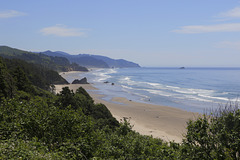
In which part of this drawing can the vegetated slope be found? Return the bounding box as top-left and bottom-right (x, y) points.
(89, 54), (141, 68)
(0, 46), (88, 72)
(42, 51), (109, 68)
(3, 58), (68, 90)
(68, 55), (110, 68)
(41, 51), (141, 68)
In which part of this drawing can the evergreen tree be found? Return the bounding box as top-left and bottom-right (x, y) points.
(12, 66), (33, 93)
(56, 87), (75, 108)
(76, 86), (93, 101)
(0, 58), (15, 99)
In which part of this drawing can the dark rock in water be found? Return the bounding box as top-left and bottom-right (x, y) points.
(179, 67), (185, 69)
(111, 83), (114, 85)
(104, 81), (109, 83)
(72, 77), (89, 84)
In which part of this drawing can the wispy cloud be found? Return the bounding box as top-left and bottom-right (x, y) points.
(0, 10), (26, 18)
(215, 41), (240, 50)
(219, 7), (240, 18)
(173, 23), (240, 34)
(174, 6), (240, 34)
(40, 25), (87, 37)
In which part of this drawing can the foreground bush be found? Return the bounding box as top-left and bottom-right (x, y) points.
(1, 92), (240, 159)
(181, 103), (240, 160)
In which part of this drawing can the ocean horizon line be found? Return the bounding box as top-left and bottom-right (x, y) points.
(140, 66), (240, 69)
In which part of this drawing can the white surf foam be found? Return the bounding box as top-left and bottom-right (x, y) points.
(94, 70), (237, 106)
(92, 69), (117, 82)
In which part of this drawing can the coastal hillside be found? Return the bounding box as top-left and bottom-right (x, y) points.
(2, 58), (68, 90)
(0, 55), (239, 159)
(41, 50), (140, 68)
(0, 46), (88, 72)
(42, 50), (109, 68)
(88, 54), (141, 68)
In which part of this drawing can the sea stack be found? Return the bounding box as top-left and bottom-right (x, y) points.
(72, 77), (89, 84)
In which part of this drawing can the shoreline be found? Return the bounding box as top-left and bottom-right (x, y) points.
(55, 72), (198, 143)
(92, 93), (197, 143)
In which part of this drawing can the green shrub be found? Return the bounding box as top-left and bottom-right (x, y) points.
(181, 103), (240, 160)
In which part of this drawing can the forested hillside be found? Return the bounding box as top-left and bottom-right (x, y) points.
(42, 50), (110, 68)
(0, 46), (88, 72)
(3, 58), (68, 90)
(0, 57), (239, 159)
(41, 50), (141, 68)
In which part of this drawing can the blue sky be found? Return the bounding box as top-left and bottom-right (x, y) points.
(1, 0), (240, 67)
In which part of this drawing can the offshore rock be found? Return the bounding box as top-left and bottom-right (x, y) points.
(72, 77), (89, 84)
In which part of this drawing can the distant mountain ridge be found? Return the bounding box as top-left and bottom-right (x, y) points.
(0, 46), (88, 72)
(42, 51), (109, 68)
(41, 51), (140, 68)
(88, 54), (140, 68)
(0, 46), (140, 70)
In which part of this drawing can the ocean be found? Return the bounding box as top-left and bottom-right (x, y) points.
(66, 67), (240, 113)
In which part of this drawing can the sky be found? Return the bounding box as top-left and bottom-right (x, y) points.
(1, 0), (240, 67)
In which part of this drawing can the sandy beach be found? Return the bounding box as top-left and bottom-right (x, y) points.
(55, 77), (197, 143)
(93, 94), (197, 143)
(56, 71), (198, 143)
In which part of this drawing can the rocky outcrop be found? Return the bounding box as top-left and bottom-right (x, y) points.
(72, 77), (89, 84)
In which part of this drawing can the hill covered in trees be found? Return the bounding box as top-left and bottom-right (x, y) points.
(41, 50), (141, 68)
(0, 46), (88, 72)
(0, 55), (239, 159)
(2, 58), (68, 90)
